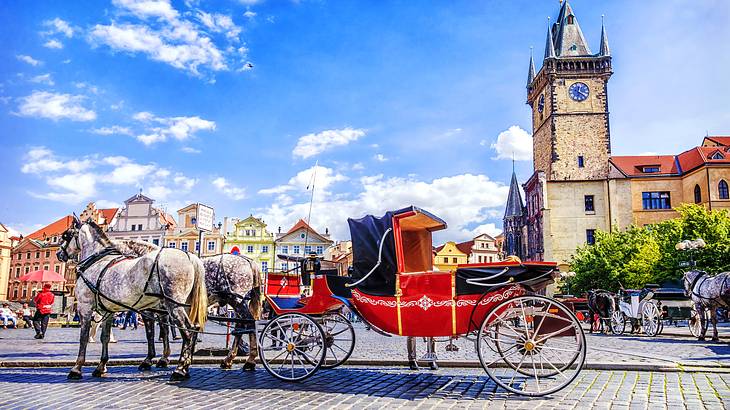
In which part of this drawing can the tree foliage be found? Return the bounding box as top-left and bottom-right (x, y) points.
(567, 205), (730, 295)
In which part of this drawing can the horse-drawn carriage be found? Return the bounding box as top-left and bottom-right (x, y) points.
(609, 285), (702, 337)
(255, 206), (586, 396)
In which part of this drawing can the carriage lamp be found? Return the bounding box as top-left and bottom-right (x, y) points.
(301, 253), (320, 287)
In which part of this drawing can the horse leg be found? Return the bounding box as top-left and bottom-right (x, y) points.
(156, 317), (171, 368)
(588, 311), (594, 334)
(710, 309), (720, 342)
(92, 318), (114, 377)
(68, 314), (93, 379)
(697, 305), (708, 341)
(138, 313), (156, 371)
(169, 306), (195, 381)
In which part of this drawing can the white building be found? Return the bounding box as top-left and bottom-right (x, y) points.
(106, 192), (176, 246)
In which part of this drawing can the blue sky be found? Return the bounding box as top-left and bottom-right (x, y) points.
(1, 0), (729, 242)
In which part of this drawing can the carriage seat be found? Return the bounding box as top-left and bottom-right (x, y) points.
(325, 275), (353, 299)
(455, 262), (557, 295)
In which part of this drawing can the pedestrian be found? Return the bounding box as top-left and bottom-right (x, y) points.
(406, 337), (438, 371)
(121, 311), (138, 330)
(18, 303), (33, 328)
(32, 283), (55, 339)
(0, 303), (18, 329)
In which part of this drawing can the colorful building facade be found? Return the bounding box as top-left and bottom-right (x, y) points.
(223, 215), (276, 274)
(107, 192), (175, 245)
(433, 241), (469, 271)
(274, 219), (333, 273)
(164, 203), (225, 257)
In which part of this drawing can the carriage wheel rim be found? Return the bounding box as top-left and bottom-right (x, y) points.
(477, 295), (586, 397)
(258, 313), (326, 381)
(319, 313), (356, 369)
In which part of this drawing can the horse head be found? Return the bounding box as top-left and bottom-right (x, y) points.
(57, 215), (82, 262)
(683, 270), (704, 297)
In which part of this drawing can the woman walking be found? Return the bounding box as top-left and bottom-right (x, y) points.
(33, 284), (55, 339)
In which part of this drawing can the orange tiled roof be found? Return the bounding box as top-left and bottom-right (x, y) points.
(286, 219), (315, 236)
(703, 136), (730, 147)
(99, 208), (118, 223)
(610, 155), (679, 177)
(27, 215), (74, 240)
(677, 146), (730, 172)
(455, 240), (475, 257)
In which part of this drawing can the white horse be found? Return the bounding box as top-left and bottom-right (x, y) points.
(57, 217), (207, 380)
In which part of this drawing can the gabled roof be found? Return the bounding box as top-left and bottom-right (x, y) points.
(504, 171), (525, 218)
(124, 192), (154, 204)
(27, 215), (74, 240)
(99, 208), (118, 223)
(158, 211), (176, 228)
(551, 1), (592, 57)
(703, 136), (730, 147)
(610, 155), (679, 177)
(235, 215), (266, 227)
(279, 219), (331, 244)
(473, 232), (496, 242)
(435, 240), (475, 257)
(677, 146), (730, 172)
(0, 223), (7, 233)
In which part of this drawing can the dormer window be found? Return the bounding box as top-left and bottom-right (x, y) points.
(641, 166), (660, 173)
(709, 151), (725, 160)
(567, 15), (575, 24)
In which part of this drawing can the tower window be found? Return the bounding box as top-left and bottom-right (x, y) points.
(567, 15), (575, 25)
(586, 229), (596, 245)
(694, 185), (702, 204)
(577, 156), (585, 168)
(584, 195), (595, 212)
(719, 180), (729, 199)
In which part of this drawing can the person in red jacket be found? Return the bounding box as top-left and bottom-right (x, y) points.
(33, 284), (55, 339)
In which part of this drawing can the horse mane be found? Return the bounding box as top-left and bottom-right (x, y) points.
(112, 239), (160, 257)
(86, 220), (114, 247)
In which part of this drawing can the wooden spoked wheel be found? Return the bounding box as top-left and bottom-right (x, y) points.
(689, 307), (704, 338)
(477, 295), (586, 397)
(319, 313), (355, 369)
(610, 310), (626, 335)
(258, 313), (326, 382)
(641, 302), (661, 337)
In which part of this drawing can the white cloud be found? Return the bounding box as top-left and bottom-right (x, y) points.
(43, 18), (75, 37)
(243, 11), (256, 19)
(132, 111), (216, 145)
(174, 173), (197, 190)
(21, 147), (95, 174)
(181, 146), (201, 154)
(256, 169), (509, 242)
(30, 74), (55, 86)
(213, 177), (246, 200)
(197, 11), (241, 40)
(95, 199), (121, 209)
(43, 39), (64, 49)
(147, 185), (172, 200)
(470, 223), (501, 238)
(91, 125), (133, 136)
(374, 153), (388, 162)
(259, 165), (348, 198)
(489, 125), (532, 161)
(17, 91), (96, 122)
(107, 163), (155, 184)
(352, 162), (365, 171)
(112, 0), (179, 21)
(16, 55), (42, 66)
(73, 82), (100, 94)
(34, 173), (98, 204)
(110, 100), (124, 110)
(293, 127), (366, 159)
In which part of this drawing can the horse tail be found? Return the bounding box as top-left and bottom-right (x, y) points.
(248, 261), (262, 321)
(188, 256), (209, 329)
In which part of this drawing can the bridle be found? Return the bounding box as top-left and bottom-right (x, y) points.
(58, 229), (80, 263)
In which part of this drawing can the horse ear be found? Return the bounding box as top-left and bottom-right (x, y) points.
(72, 213), (81, 228)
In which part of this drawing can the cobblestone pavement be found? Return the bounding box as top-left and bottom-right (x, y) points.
(0, 322), (728, 368)
(0, 365), (728, 409)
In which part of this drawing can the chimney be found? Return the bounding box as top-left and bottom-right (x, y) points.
(223, 216), (229, 235)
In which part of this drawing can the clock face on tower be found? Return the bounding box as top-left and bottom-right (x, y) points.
(537, 95), (545, 113)
(569, 82), (589, 101)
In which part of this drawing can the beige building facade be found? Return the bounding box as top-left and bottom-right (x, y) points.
(164, 203), (225, 257)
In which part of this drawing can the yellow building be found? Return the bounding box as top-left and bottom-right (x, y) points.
(223, 215), (276, 274)
(0, 224), (16, 300)
(164, 203), (225, 257)
(433, 241), (468, 272)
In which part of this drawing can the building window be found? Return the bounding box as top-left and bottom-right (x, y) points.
(719, 180), (729, 200)
(13, 288), (18, 299)
(281, 262), (288, 271)
(577, 156), (585, 168)
(131, 225), (136, 231)
(54, 265), (60, 273)
(169, 242), (176, 249)
(25, 267), (30, 274)
(584, 195), (595, 212)
(694, 185), (702, 204)
(181, 242), (189, 252)
(43, 265), (49, 271)
(195, 241), (200, 252)
(641, 192), (671, 210)
(207, 241), (216, 252)
(293, 245), (300, 255)
(710, 151), (725, 160)
(304, 245), (312, 255)
(247, 245), (255, 253)
(261, 261), (268, 273)
(641, 166), (660, 173)
(17, 253), (21, 260)
(443, 257), (448, 263)
(45, 251), (50, 258)
(316, 245), (324, 255)
(262, 245), (269, 253)
(300, 233), (306, 239)
(452, 257), (457, 263)
(15, 268), (20, 277)
(138, 224), (143, 231)
(586, 229), (596, 245)
(26, 252), (30, 259)
(35, 252), (40, 259)
(152, 239), (159, 246)
(22, 288), (27, 299)
(281, 245), (288, 254)
(567, 15), (575, 24)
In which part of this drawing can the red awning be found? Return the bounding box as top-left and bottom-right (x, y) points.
(18, 269), (66, 283)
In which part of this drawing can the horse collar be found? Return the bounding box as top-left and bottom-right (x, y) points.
(689, 271), (707, 293)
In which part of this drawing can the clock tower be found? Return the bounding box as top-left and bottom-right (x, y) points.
(527, 1), (612, 181)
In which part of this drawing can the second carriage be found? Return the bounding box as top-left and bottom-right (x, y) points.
(256, 206), (587, 396)
(610, 285), (703, 337)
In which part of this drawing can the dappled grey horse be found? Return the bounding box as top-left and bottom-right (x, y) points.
(113, 241), (262, 371)
(57, 217), (207, 381)
(684, 269), (730, 342)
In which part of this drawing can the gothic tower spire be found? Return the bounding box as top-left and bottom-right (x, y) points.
(544, 18), (556, 60)
(527, 47), (536, 88)
(599, 15), (610, 57)
(503, 170), (525, 259)
(552, 0), (591, 57)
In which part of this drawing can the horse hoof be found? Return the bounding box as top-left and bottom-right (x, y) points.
(155, 360), (169, 369)
(91, 369), (106, 378)
(242, 362), (256, 371)
(220, 361), (233, 370)
(67, 370), (82, 380)
(138, 363), (152, 371)
(169, 371), (187, 381)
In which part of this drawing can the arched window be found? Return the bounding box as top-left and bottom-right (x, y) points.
(694, 185), (702, 204)
(567, 15), (575, 24)
(720, 180), (729, 200)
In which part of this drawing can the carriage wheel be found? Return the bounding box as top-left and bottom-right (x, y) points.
(476, 295), (586, 397)
(319, 313), (355, 369)
(610, 311), (626, 335)
(258, 313), (326, 382)
(689, 307), (703, 338)
(641, 302), (661, 337)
